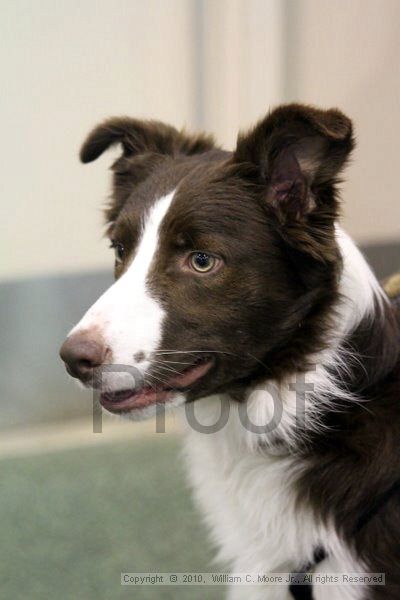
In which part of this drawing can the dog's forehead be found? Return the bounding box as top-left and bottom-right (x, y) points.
(115, 153), (233, 234)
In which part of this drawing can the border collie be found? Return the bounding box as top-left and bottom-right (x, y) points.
(60, 104), (400, 599)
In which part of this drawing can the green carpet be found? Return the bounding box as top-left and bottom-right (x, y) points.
(0, 436), (224, 599)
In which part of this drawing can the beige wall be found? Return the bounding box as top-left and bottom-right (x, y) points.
(288, 0), (400, 244)
(1, 0), (197, 280)
(2, 0), (399, 281)
(200, 0), (284, 148)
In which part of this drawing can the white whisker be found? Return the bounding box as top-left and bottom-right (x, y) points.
(144, 372), (166, 386)
(152, 358), (193, 365)
(151, 362), (182, 376)
(154, 349), (238, 356)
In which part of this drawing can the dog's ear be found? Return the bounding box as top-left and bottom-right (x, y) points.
(80, 117), (214, 163)
(234, 104), (354, 224)
(80, 118), (215, 229)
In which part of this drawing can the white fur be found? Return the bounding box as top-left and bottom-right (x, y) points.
(182, 227), (381, 599)
(69, 191), (175, 396)
(313, 533), (367, 600)
(335, 225), (386, 334)
(183, 398), (365, 599)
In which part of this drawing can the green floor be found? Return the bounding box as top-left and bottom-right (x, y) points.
(0, 436), (224, 599)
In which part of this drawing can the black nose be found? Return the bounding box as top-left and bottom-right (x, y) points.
(59, 332), (105, 381)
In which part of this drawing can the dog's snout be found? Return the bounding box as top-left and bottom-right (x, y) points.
(59, 331), (106, 380)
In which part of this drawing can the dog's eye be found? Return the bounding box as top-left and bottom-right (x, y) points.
(189, 252), (216, 273)
(110, 241), (125, 262)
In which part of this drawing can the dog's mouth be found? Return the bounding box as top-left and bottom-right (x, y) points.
(99, 356), (214, 413)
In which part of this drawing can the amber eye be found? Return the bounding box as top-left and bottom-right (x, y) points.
(110, 241), (125, 262)
(189, 252), (216, 273)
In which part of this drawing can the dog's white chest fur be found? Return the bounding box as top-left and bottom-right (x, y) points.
(183, 396), (319, 568)
(182, 396), (364, 600)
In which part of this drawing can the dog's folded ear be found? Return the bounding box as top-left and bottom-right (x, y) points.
(80, 117), (215, 163)
(233, 104), (354, 224)
(80, 118), (216, 229)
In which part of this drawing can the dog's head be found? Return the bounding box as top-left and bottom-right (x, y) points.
(60, 104), (354, 417)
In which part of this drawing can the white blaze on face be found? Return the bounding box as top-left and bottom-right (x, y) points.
(69, 191), (175, 390)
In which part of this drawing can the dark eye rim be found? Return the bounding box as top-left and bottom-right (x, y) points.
(187, 251), (222, 274)
(109, 240), (125, 262)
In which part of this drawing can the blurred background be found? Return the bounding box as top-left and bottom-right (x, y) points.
(1, 1), (399, 598)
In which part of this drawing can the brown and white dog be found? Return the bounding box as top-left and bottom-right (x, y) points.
(60, 105), (400, 599)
